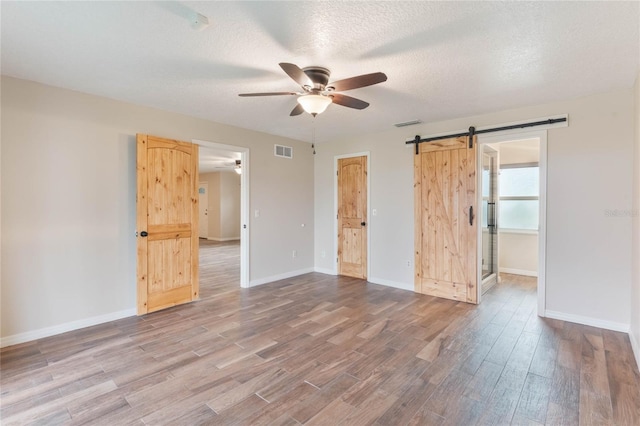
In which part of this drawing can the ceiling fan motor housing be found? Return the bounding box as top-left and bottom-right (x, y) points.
(302, 67), (331, 90)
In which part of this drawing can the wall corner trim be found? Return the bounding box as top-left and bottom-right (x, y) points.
(545, 310), (630, 333)
(0, 308), (136, 348)
(249, 267), (314, 287)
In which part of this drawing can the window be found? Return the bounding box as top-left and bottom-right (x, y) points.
(499, 164), (539, 231)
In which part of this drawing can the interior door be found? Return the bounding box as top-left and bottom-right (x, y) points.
(198, 182), (209, 238)
(137, 134), (199, 315)
(337, 156), (367, 279)
(414, 136), (477, 303)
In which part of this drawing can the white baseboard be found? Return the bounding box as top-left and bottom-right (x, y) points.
(314, 267), (337, 275)
(500, 267), (538, 277)
(482, 277), (498, 294)
(249, 267), (315, 287)
(630, 329), (640, 371)
(545, 310), (629, 333)
(0, 308), (136, 348)
(206, 237), (240, 242)
(368, 277), (413, 292)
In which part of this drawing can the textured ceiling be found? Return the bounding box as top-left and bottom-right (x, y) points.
(2, 1), (638, 143)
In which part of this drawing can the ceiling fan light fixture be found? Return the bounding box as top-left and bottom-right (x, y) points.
(297, 94), (332, 116)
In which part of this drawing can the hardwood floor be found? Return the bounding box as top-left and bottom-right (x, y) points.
(1, 240), (639, 425)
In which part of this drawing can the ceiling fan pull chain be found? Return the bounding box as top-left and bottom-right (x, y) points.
(312, 120), (317, 155)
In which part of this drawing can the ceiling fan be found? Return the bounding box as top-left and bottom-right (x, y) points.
(239, 63), (387, 117)
(209, 159), (241, 172)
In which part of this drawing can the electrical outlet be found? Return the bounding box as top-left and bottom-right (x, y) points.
(406, 260), (411, 267)
(254, 209), (260, 218)
(292, 250), (297, 259)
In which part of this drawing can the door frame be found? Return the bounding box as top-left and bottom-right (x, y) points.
(193, 139), (250, 288)
(334, 152), (371, 279)
(476, 129), (548, 316)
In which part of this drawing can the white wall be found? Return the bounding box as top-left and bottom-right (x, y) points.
(1, 77), (314, 343)
(315, 88), (634, 329)
(631, 73), (640, 365)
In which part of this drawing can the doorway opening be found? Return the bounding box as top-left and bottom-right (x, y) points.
(477, 131), (546, 316)
(194, 141), (250, 288)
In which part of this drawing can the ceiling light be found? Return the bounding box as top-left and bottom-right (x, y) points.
(297, 95), (332, 117)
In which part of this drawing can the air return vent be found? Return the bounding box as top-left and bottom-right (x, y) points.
(394, 119), (422, 128)
(274, 144), (293, 159)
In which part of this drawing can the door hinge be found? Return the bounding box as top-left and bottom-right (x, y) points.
(337, 257), (339, 263)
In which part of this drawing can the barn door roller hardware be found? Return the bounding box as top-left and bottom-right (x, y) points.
(407, 117), (567, 154)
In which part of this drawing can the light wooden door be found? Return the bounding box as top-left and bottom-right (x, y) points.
(198, 182), (208, 238)
(337, 156), (367, 279)
(137, 134), (199, 315)
(414, 137), (477, 303)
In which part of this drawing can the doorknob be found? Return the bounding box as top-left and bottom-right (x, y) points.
(361, 222), (366, 226)
(140, 231), (148, 237)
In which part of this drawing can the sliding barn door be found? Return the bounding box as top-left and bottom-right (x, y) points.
(414, 136), (477, 303)
(137, 134), (199, 315)
(337, 156), (367, 279)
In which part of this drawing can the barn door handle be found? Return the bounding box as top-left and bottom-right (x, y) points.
(469, 206), (474, 226)
(361, 222), (366, 226)
(140, 231), (148, 237)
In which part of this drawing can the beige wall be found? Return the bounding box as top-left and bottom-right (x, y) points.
(315, 88), (634, 329)
(199, 171), (241, 240)
(220, 171), (241, 240)
(499, 233), (538, 276)
(631, 73), (640, 365)
(1, 76), (314, 342)
(497, 139), (540, 164)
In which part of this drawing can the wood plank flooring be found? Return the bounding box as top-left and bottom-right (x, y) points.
(1, 240), (639, 425)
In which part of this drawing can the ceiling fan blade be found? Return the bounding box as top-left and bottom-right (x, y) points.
(290, 104), (304, 116)
(279, 63), (314, 87)
(330, 93), (369, 110)
(328, 72), (387, 92)
(238, 92), (298, 97)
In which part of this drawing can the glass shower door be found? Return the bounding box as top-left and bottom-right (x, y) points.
(482, 147), (498, 281)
